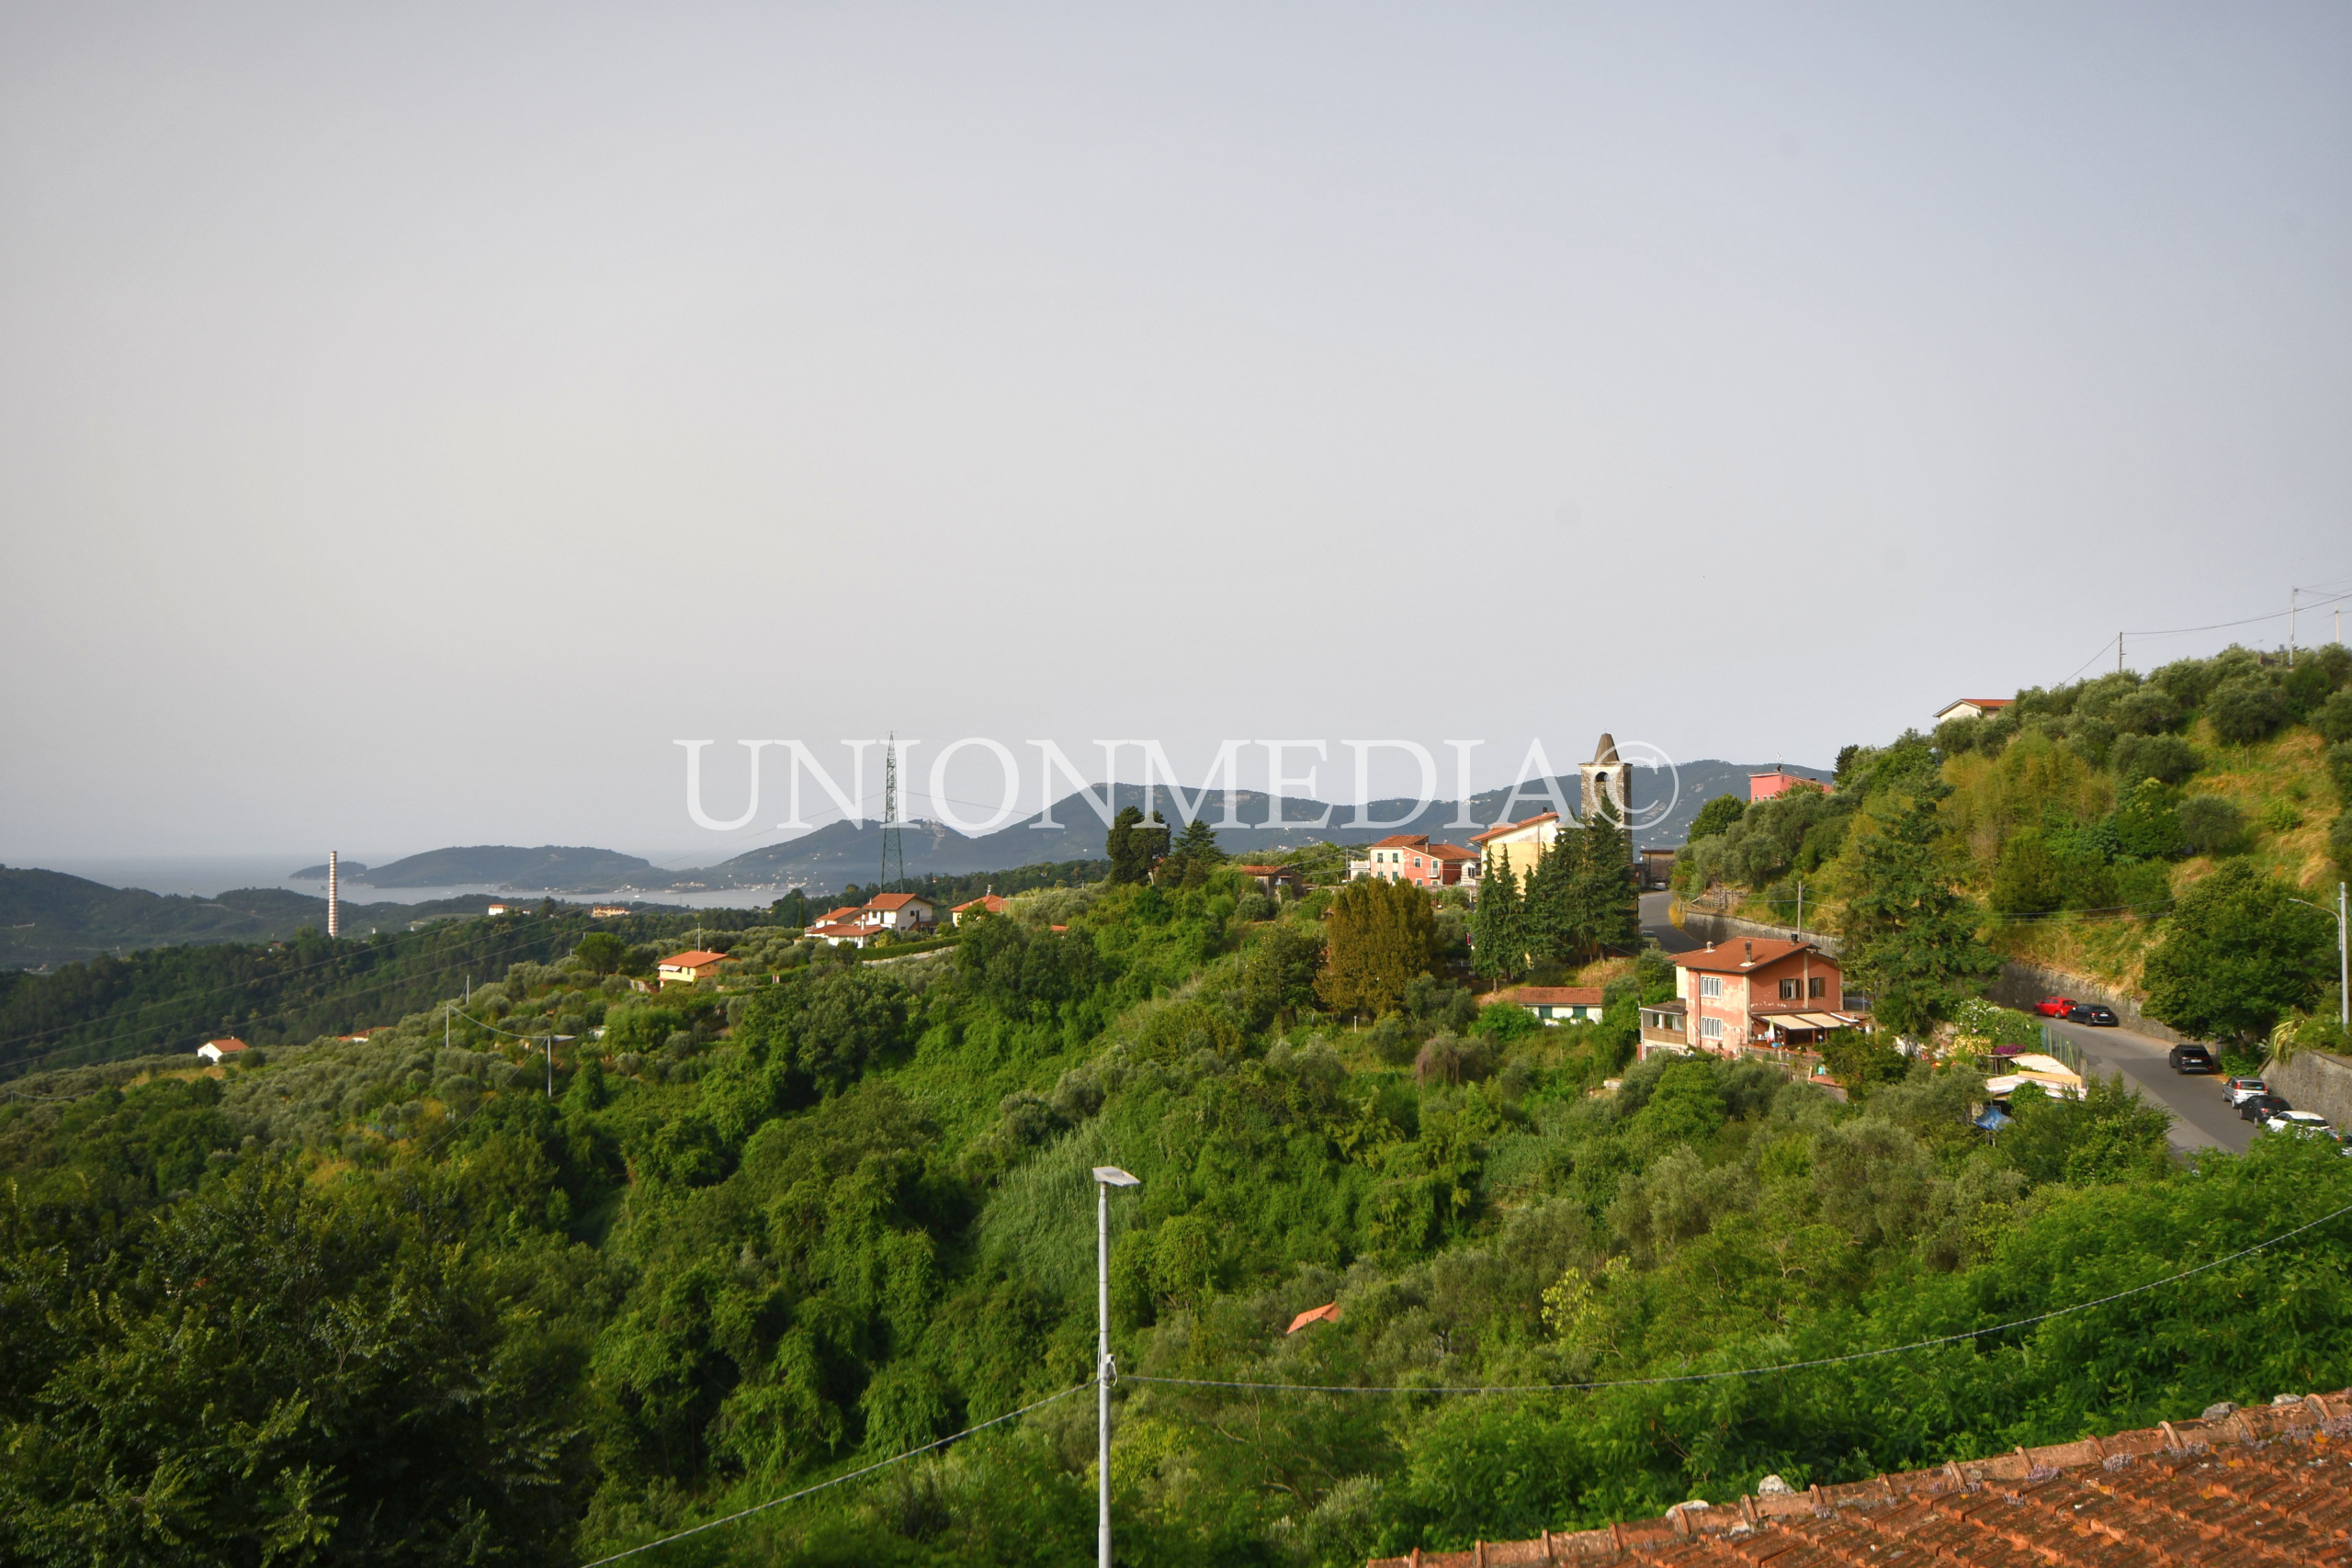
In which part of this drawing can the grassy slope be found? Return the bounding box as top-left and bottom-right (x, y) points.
(1984, 717), (2345, 991)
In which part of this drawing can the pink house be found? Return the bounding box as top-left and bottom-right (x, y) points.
(1748, 770), (1826, 803)
(1661, 938), (1853, 1056)
(1357, 835), (1480, 889)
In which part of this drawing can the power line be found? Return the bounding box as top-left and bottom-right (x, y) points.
(2054, 585), (2352, 686)
(1127, 1195), (2352, 1399)
(2125, 588), (2352, 639)
(576, 1381), (1094, 1566)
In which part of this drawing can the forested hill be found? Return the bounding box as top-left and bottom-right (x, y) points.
(0, 865), (503, 971)
(4, 862), (2347, 1564)
(0, 904), (730, 1079)
(297, 843), (665, 887)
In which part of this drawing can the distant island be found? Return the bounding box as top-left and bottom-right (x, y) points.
(290, 845), (662, 889)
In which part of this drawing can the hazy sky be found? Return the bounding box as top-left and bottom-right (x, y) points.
(4, 3), (2348, 868)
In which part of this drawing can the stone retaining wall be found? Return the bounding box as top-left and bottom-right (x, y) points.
(1983, 958), (2198, 1046)
(2265, 1049), (2352, 1126)
(1674, 908), (1840, 955)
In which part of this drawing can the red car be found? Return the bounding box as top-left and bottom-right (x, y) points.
(2032, 997), (2078, 1018)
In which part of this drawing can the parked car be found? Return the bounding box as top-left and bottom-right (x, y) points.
(2032, 997), (2078, 1018)
(2068, 1003), (2119, 1026)
(2224, 1077), (2268, 1106)
(2265, 1110), (2335, 1139)
(2239, 1093), (2291, 1123)
(2169, 1043), (2217, 1073)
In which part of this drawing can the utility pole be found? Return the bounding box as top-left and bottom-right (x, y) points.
(880, 732), (904, 891)
(1093, 1166), (1141, 1568)
(2118, 633), (2123, 674)
(2290, 590), (2298, 668)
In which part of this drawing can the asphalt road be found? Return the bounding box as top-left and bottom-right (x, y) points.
(2041, 1015), (2253, 1154)
(1634, 893), (2251, 1153)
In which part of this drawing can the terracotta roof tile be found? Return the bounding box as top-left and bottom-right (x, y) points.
(1364, 1390), (2352, 1567)
(1668, 940), (1823, 974)
(1470, 812), (1560, 845)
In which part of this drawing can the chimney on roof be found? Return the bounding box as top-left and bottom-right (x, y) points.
(1704, 940), (1714, 953)
(1743, 939), (1753, 966)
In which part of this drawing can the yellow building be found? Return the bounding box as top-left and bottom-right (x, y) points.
(1470, 811), (1561, 885)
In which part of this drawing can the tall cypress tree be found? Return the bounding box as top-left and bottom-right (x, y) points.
(1566, 792), (1640, 960)
(1472, 849), (1524, 986)
(1522, 823), (1581, 966)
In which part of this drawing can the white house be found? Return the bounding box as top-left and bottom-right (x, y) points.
(862, 892), (936, 932)
(1932, 697), (2015, 725)
(198, 1038), (250, 1064)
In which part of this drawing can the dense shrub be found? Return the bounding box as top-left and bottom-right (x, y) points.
(2177, 795), (2249, 856)
(2314, 690), (2352, 744)
(2108, 732), (2199, 787)
(2206, 674), (2289, 745)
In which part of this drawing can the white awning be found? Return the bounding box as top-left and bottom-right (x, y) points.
(1764, 1011), (1857, 1031)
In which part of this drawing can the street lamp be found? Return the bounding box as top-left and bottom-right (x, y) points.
(2285, 883), (2350, 1031)
(1092, 1165), (1140, 1568)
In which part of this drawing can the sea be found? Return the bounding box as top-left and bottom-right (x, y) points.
(32, 855), (786, 911)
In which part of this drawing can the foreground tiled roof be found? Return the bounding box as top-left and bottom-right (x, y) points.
(1368, 1390), (2352, 1566)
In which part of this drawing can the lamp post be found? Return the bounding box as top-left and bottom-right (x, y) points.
(1092, 1165), (1140, 1568)
(2285, 884), (2350, 1031)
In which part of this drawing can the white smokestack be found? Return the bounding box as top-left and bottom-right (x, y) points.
(327, 850), (341, 938)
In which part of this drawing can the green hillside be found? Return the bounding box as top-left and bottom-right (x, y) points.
(337, 843), (665, 888)
(1674, 643), (2352, 1043)
(4, 853), (2348, 1564)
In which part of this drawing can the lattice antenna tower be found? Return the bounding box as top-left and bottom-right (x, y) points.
(879, 732), (904, 890)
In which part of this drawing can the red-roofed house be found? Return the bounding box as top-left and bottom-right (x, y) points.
(862, 892), (936, 932)
(658, 950), (729, 986)
(1354, 835), (1482, 890)
(952, 894), (1008, 925)
(1663, 938), (1857, 1057)
(1469, 811), (1560, 885)
(1934, 696), (2016, 724)
(1498, 985), (1605, 1025)
(1236, 864), (1307, 897)
(198, 1038), (250, 1064)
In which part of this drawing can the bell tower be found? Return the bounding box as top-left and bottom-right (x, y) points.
(1577, 733), (1632, 826)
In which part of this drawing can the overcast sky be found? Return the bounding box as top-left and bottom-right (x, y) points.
(3, 3), (2348, 867)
